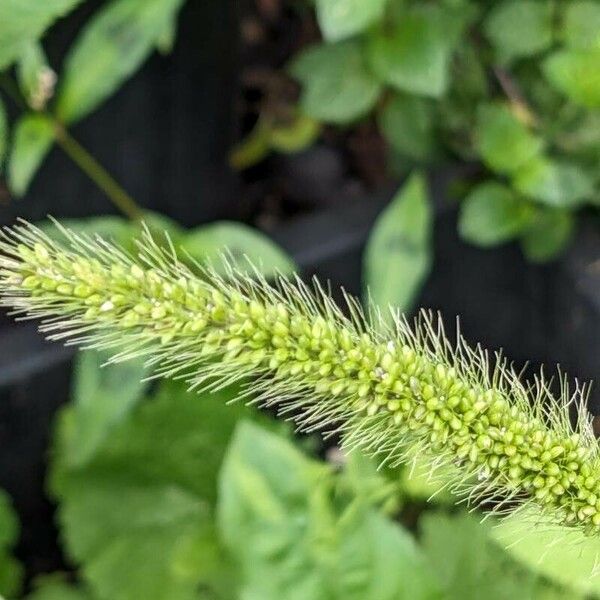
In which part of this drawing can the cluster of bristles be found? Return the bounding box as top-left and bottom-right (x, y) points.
(1, 222), (600, 535)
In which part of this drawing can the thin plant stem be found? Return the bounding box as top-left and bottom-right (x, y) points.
(0, 74), (143, 221)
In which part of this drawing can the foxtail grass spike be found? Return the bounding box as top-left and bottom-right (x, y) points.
(0, 220), (598, 535)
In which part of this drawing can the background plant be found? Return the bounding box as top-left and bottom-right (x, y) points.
(234, 0), (600, 313)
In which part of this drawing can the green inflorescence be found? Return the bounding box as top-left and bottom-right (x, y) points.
(1, 221), (599, 535)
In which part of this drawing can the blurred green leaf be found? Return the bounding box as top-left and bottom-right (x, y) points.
(290, 41), (382, 124)
(364, 173), (432, 316)
(218, 421), (440, 600)
(562, 1), (600, 50)
(7, 113), (54, 197)
(0, 489), (24, 598)
(181, 221), (296, 277)
(476, 103), (543, 174)
(459, 181), (534, 247)
(17, 42), (54, 110)
(63, 350), (149, 469)
(367, 5), (469, 97)
(37, 215), (133, 248)
(56, 0), (185, 124)
(513, 158), (594, 207)
(421, 512), (570, 600)
(520, 208), (574, 262)
(0, 98), (7, 172)
(493, 507), (600, 596)
(316, 0), (389, 42)
(26, 575), (96, 600)
(543, 48), (600, 107)
(0, 0), (82, 70)
(379, 94), (435, 161)
(338, 450), (402, 514)
(484, 0), (553, 63)
(51, 380), (251, 600)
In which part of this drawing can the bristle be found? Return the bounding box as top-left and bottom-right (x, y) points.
(1, 220), (599, 535)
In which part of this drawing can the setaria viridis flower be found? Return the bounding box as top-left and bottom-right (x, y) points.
(0, 220), (599, 536)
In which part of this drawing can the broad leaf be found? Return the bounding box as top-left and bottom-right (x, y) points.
(513, 158), (594, 207)
(562, 1), (600, 50)
(316, 0), (389, 42)
(484, 1), (553, 63)
(476, 103), (543, 174)
(218, 421), (440, 600)
(543, 48), (600, 107)
(379, 94), (435, 161)
(422, 512), (570, 599)
(290, 41), (382, 124)
(367, 5), (469, 97)
(63, 350), (149, 468)
(181, 221), (296, 277)
(363, 173), (432, 316)
(51, 381), (252, 600)
(493, 507), (600, 596)
(0, 0), (82, 70)
(7, 113), (54, 197)
(56, 0), (185, 124)
(459, 181), (534, 247)
(520, 208), (574, 262)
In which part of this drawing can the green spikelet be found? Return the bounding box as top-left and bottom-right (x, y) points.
(0, 220), (599, 534)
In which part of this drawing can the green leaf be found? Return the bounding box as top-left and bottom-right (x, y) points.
(289, 40), (382, 124)
(476, 103), (543, 174)
(26, 575), (96, 600)
(484, 0), (554, 62)
(316, 0), (389, 42)
(459, 181), (534, 247)
(367, 5), (469, 97)
(562, 1), (600, 50)
(543, 48), (600, 107)
(520, 208), (574, 262)
(51, 381), (249, 600)
(363, 173), (432, 316)
(17, 42), (55, 110)
(0, 0), (82, 70)
(0, 489), (24, 598)
(513, 158), (594, 207)
(0, 98), (7, 172)
(421, 512), (571, 600)
(56, 0), (185, 124)
(181, 221), (296, 277)
(7, 113), (54, 197)
(218, 421), (440, 600)
(493, 507), (600, 596)
(379, 94), (435, 161)
(37, 216), (133, 248)
(63, 350), (149, 468)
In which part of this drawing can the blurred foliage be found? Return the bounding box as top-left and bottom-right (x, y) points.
(364, 172), (432, 316)
(233, 0), (600, 308)
(0, 0), (185, 197)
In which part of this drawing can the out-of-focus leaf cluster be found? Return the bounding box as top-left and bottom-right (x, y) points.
(235, 0), (600, 265)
